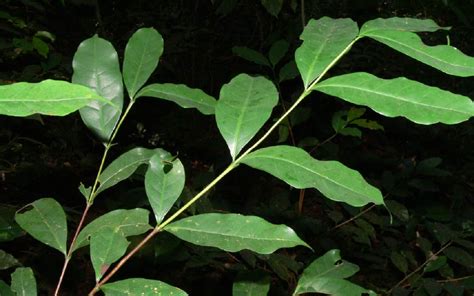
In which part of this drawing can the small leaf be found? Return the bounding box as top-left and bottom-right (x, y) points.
(123, 28), (164, 99)
(136, 83), (217, 115)
(339, 127), (361, 138)
(11, 267), (37, 296)
(241, 146), (384, 207)
(294, 249), (375, 296)
(331, 110), (348, 132)
(295, 17), (359, 89)
(0, 80), (110, 117)
(347, 107), (366, 121)
(216, 74), (278, 159)
(101, 278), (187, 296)
(15, 198), (67, 255)
(78, 183), (92, 200)
(424, 256), (447, 272)
(233, 271), (271, 296)
(390, 251), (408, 273)
(279, 60), (299, 82)
(315, 72), (474, 124)
(261, 0), (283, 17)
(350, 119), (384, 131)
(145, 152), (185, 224)
(73, 208), (151, 252)
(72, 35), (124, 142)
(360, 17), (450, 35)
(96, 147), (164, 195)
(0, 250), (20, 270)
(165, 213), (310, 254)
(232, 46), (270, 67)
(444, 246), (474, 268)
(268, 39), (289, 66)
(90, 229), (130, 281)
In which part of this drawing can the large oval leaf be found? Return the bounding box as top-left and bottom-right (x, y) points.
(123, 28), (164, 99)
(72, 35), (124, 142)
(295, 17), (359, 90)
(0, 80), (109, 117)
(136, 83), (217, 115)
(165, 213), (310, 254)
(315, 72), (474, 124)
(216, 74), (278, 160)
(360, 17), (449, 35)
(101, 278), (187, 296)
(73, 208), (151, 252)
(14, 198), (67, 255)
(11, 267), (37, 296)
(294, 249), (375, 296)
(145, 152), (185, 224)
(240, 146), (384, 207)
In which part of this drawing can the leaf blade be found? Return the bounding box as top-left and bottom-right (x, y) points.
(360, 17), (450, 35)
(11, 267), (37, 296)
(101, 278), (188, 296)
(232, 46), (270, 67)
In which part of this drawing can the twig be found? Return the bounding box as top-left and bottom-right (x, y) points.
(332, 204), (376, 230)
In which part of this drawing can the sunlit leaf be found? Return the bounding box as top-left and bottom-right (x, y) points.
(360, 17), (449, 35)
(232, 46), (270, 67)
(72, 35), (123, 142)
(14, 198), (67, 255)
(165, 213), (310, 254)
(101, 278), (187, 296)
(216, 74), (278, 160)
(11, 267), (36, 296)
(136, 83), (217, 115)
(0, 250), (20, 270)
(0, 80), (110, 117)
(295, 17), (359, 89)
(90, 229), (129, 281)
(315, 72), (474, 124)
(123, 28), (164, 99)
(241, 146), (384, 207)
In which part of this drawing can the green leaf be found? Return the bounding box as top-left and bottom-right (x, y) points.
(279, 60), (299, 82)
(14, 198), (67, 255)
(360, 17), (450, 35)
(233, 271), (271, 296)
(73, 208), (151, 252)
(11, 267), (36, 296)
(72, 35), (124, 142)
(315, 72), (474, 124)
(295, 17), (359, 89)
(424, 256), (447, 272)
(261, 0), (283, 17)
(339, 127), (362, 138)
(0, 250), (20, 270)
(90, 229), (130, 281)
(0, 80), (110, 117)
(350, 119), (384, 131)
(444, 246), (474, 268)
(101, 278), (187, 296)
(232, 46), (270, 67)
(0, 280), (14, 296)
(294, 249), (374, 296)
(123, 28), (164, 99)
(216, 74), (278, 159)
(268, 39), (289, 66)
(390, 251), (408, 273)
(346, 107), (366, 121)
(145, 152), (185, 224)
(165, 213), (310, 254)
(136, 83), (217, 115)
(241, 146), (384, 207)
(0, 207), (23, 242)
(96, 147), (163, 195)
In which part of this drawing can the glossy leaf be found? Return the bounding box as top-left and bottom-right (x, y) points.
(261, 0), (283, 17)
(232, 46), (270, 67)
(73, 208), (151, 252)
(90, 229), (129, 281)
(315, 72), (474, 124)
(14, 198), (67, 255)
(360, 17), (449, 35)
(0, 80), (109, 117)
(165, 213), (310, 254)
(145, 152), (185, 224)
(72, 35), (124, 142)
(294, 250), (374, 296)
(241, 146), (384, 207)
(360, 30), (474, 77)
(123, 28), (164, 99)
(0, 250), (20, 270)
(96, 147), (164, 195)
(11, 267), (37, 296)
(101, 278), (187, 296)
(136, 83), (217, 115)
(216, 74), (278, 159)
(268, 39), (289, 66)
(295, 17), (359, 89)
(233, 271), (271, 296)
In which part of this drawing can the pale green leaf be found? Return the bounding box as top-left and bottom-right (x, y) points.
(11, 267), (37, 296)
(96, 147), (165, 195)
(268, 39), (289, 66)
(14, 198), (67, 255)
(72, 35), (124, 142)
(294, 249), (374, 296)
(261, 0), (283, 17)
(295, 17), (359, 89)
(165, 213), (310, 254)
(90, 229), (130, 281)
(232, 46), (270, 67)
(123, 28), (164, 99)
(136, 83), (217, 115)
(315, 72), (474, 124)
(101, 278), (188, 296)
(216, 74), (278, 160)
(0, 80), (109, 117)
(0, 250), (20, 270)
(241, 146), (384, 207)
(0, 280), (14, 296)
(73, 208), (151, 252)
(233, 271), (270, 296)
(145, 152), (185, 224)
(360, 17), (449, 35)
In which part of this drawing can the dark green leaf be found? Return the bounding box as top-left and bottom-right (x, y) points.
(260, 0), (283, 17)
(0, 250), (20, 270)
(165, 213), (310, 254)
(232, 46), (270, 67)
(391, 251), (408, 273)
(15, 198), (67, 255)
(101, 278), (187, 296)
(350, 119), (384, 130)
(0, 207), (23, 242)
(279, 60), (299, 82)
(444, 246), (474, 268)
(424, 256), (447, 273)
(233, 271), (271, 296)
(423, 278), (443, 296)
(386, 200), (409, 222)
(268, 39), (289, 66)
(339, 127), (362, 138)
(11, 267), (36, 296)
(0, 280), (14, 296)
